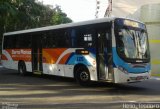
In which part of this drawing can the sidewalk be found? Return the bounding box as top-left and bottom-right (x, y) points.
(151, 76), (160, 80)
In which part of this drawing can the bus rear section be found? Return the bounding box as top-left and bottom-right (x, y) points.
(1, 34), (32, 74)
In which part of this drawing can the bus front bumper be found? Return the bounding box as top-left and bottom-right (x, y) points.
(114, 68), (151, 83)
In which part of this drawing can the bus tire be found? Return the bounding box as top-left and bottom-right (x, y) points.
(75, 66), (90, 86)
(18, 61), (27, 75)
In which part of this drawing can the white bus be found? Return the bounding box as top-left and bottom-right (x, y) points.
(1, 17), (151, 85)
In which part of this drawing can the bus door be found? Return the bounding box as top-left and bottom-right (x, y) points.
(31, 35), (43, 73)
(97, 29), (112, 80)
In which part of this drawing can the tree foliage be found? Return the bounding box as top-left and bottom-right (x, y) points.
(0, 0), (72, 48)
(51, 6), (72, 25)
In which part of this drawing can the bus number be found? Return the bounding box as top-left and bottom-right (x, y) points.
(77, 57), (84, 62)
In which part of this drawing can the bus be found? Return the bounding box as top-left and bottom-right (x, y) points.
(1, 17), (151, 85)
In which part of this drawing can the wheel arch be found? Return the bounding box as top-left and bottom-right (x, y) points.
(18, 60), (27, 75)
(18, 60), (25, 66)
(73, 63), (89, 78)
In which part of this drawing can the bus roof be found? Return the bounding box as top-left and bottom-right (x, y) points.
(3, 17), (143, 36)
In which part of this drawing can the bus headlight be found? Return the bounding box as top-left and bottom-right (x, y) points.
(118, 66), (128, 74)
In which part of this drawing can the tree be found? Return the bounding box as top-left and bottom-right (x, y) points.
(0, 0), (72, 32)
(0, 0), (18, 48)
(0, 0), (72, 49)
(0, 0), (17, 32)
(51, 6), (72, 25)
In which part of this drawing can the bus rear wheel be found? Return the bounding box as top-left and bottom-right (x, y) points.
(75, 67), (90, 86)
(18, 61), (27, 75)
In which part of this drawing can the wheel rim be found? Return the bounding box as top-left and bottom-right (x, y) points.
(80, 71), (89, 81)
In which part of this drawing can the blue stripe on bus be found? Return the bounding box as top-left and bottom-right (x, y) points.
(65, 48), (117, 68)
(112, 47), (150, 73)
(65, 53), (75, 64)
(66, 50), (96, 66)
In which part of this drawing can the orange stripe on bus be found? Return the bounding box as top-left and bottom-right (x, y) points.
(1, 54), (8, 60)
(59, 53), (71, 64)
(42, 51), (56, 63)
(43, 48), (67, 64)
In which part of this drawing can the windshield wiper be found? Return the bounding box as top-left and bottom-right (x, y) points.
(126, 29), (140, 58)
(126, 29), (136, 46)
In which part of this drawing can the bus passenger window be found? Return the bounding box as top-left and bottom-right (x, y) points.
(76, 26), (95, 47)
(3, 36), (10, 49)
(71, 29), (77, 47)
(14, 34), (31, 49)
(6, 35), (17, 48)
(42, 32), (56, 48)
(56, 29), (68, 47)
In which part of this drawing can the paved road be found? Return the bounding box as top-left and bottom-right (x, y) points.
(0, 67), (160, 109)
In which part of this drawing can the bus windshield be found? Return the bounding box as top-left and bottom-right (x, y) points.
(115, 19), (150, 63)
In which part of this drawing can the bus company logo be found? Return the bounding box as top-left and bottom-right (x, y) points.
(12, 50), (31, 55)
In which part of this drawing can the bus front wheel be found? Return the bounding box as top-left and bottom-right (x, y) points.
(18, 61), (27, 75)
(75, 67), (90, 86)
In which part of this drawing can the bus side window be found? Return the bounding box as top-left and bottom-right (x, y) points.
(76, 26), (95, 47)
(48, 31), (56, 48)
(9, 35), (17, 48)
(42, 33), (48, 48)
(3, 36), (8, 49)
(42, 31), (56, 48)
(16, 35), (20, 48)
(56, 29), (70, 48)
(23, 34), (31, 48)
(71, 29), (77, 47)
(16, 34), (31, 48)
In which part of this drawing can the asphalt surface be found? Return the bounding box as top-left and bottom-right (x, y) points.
(0, 67), (160, 109)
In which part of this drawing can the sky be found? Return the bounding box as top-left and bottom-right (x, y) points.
(38, 0), (108, 22)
